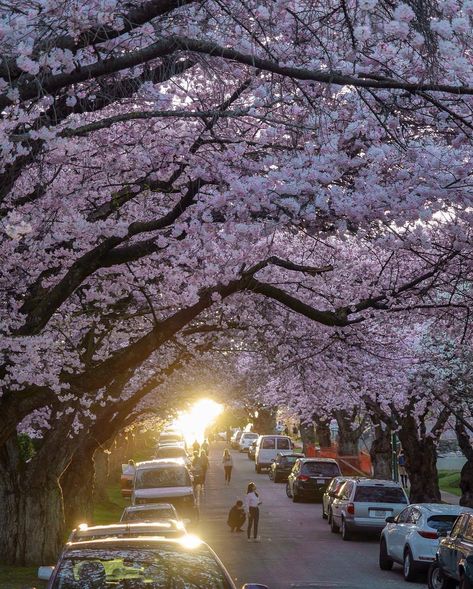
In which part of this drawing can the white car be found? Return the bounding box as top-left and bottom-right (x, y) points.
(238, 432), (259, 452)
(379, 503), (473, 581)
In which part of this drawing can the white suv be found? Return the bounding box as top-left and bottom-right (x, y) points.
(254, 435), (293, 473)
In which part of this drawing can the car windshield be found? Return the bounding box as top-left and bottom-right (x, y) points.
(156, 448), (186, 459)
(302, 462), (340, 476)
(124, 509), (176, 522)
(135, 468), (190, 489)
(427, 515), (459, 532)
(52, 546), (231, 589)
(354, 486), (408, 503)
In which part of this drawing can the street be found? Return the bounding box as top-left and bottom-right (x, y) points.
(197, 443), (415, 589)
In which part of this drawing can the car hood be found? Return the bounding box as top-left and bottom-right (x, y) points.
(134, 487), (193, 498)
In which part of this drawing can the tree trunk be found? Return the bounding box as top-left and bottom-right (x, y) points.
(94, 445), (111, 502)
(314, 417), (332, 448)
(370, 424), (392, 479)
(455, 419), (473, 507)
(398, 416), (441, 503)
(61, 445), (95, 530)
(336, 411), (361, 456)
(253, 408), (276, 434)
(0, 435), (66, 565)
(299, 420), (315, 454)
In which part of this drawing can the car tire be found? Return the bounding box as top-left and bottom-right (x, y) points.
(341, 517), (352, 541)
(330, 514), (340, 533)
(274, 474), (280, 483)
(403, 547), (419, 582)
(379, 538), (393, 571)
(292, 487), (300, 503)
(428, 562), (456, 589)
(322, 507), (328, 520)
(286, 482), (292, 498)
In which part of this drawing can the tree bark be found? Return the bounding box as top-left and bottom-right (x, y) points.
(398, 416), (441, 503)
(336, 410), (361, 455)
(314, 417), (332, 448)
(370, 424), (392, 479)
(455, 419), (473, 507)
(299, 420), (315, 454)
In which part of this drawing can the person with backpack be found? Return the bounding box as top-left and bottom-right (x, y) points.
(244, 482), (262, 542)
(222, 448), (233, 485)
(227, 500), (246, 532)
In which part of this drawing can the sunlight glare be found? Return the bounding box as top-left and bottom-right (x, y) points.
(173, 399), (223, 445)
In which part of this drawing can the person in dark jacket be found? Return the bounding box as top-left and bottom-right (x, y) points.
(227, 500), (246, 532)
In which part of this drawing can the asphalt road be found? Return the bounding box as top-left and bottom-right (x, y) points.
(196, 442), (425, 589)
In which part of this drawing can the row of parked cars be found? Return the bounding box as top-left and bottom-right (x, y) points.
(36, 428), (270, 589)
(240, 440), (473, 588)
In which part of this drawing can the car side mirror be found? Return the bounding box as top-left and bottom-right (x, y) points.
(38, 566), (54, 581)
(242, 585), (269, 589)
(385, 516), (396, 524)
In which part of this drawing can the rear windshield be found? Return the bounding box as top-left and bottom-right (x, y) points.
(159, 435), (182, 443)
(262, 437), (276, 449)
(280, 456), (299, 465)
(123, 508), (176, 522)
(301, 462), (340, 477)
(135, 468), (190, 489)
(156, 447), (186, 459)
(428, 515), (459, 532)
(354, 486), (408, 503)
(277, 438), (291, 450)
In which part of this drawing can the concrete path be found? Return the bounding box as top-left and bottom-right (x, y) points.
(195, 442), (415, 589)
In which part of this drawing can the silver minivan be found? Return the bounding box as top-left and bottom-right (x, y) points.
(330, 478), (409, 540)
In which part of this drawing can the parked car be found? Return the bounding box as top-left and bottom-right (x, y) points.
(39, 536), (267, 588)
(269, 453), (304, 483)
(331, 478), (409, 540)
(427, 511), (473, 589)
(231, 430), (243, 449)
(255, 435), (294, 473)
(322, 476), (352, 520)
(286, 458), (341, 502)
(248, 440), (257, 461)
(120, 502), (180, 523)
(379, 503), (473, 582)
(120, 462), (136, 497)
(132, 459), (199, 523)
(68, 521), (185, 543)
(239, 432), (260, 452)
(155, 444), (191, 465)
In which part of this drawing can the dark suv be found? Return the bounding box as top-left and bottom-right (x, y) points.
(428, 512), (473, 589)
(286, 458), (341, 502)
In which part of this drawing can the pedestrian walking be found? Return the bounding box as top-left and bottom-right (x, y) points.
(200, 450), (209, 484)
(222, 449), (233, 485)
(227, 500), (246, 532)
(192, 450), (203, 489)
(192, 439), (200, 453)
(202, 439), (210, 454)
(244, 482), (262, 542)
(398, 448), (408, 488)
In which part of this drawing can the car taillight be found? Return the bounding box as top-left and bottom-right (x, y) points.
(297, 475), (310, 481)
(418, 530), (438, 539)
(347, 503), (355, 515)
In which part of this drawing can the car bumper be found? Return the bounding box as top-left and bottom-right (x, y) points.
(345, 517), (386, 533)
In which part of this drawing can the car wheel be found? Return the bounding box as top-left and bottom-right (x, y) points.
(428, 562), (456, 589)
(379, 538), (393, 571)
(274, 474), (280, 483)
(341, 518), (352, 541)
(403, 547), (419, 582)
(292, 486), (300, 502)
(330, 514), (340, 533)
(322, 506), (328, 520)
(286, 482), (292, 498)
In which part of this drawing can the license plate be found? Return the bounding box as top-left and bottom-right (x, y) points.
(370, 510), (388, 518)
(316, 479), (325, 485)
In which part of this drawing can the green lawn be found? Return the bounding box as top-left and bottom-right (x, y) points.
(438, 470), (461, 496)
(0, 565), (47, 589)
(93, 480), (130, 525)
